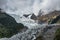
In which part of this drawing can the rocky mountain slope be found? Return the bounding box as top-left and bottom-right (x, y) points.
(31, 13), (37, 20)
(37, 10), (60, 24)
(31, 10), (60, 24)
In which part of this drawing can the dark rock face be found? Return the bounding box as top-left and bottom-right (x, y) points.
(50, 15), (60, 24)
(31, 13), (37, 20)
(0, 9), (26, 38)
(23, 14), (31, 17)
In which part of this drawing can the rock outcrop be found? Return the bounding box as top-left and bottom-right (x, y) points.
(31, 13), (37, 20)
(23, 14), (31, 17)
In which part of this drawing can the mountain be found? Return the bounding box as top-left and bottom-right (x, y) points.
(0, 9), (27, 38)
(23, 14), (31, 18)
(0, 12), (17, 27)
(32, 10), (60, 24)
(33, 10), (60, 40)
(31, 13), (37, 20)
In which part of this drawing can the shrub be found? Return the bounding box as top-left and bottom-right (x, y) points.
(54, 28), (60, 40)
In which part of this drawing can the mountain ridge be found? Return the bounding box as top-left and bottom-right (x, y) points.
(0, 9), (27, 38)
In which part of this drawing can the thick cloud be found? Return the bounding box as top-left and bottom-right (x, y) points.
(1, 0), (34, 15)
(41, 0), (60, 13)
(0, 0), (7, 8)
(0, 0), (60, 16)
(33, 0), (60, 15)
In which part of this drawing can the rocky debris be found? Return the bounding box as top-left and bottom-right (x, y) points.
(43, 25), (60, 40)
(36, 25), (60, 40)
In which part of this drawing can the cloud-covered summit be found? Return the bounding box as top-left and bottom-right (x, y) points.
(0, 0), (60, 16)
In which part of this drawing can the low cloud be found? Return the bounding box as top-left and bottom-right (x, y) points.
(0, 0), (60, 15)
(0, 0), (7, 8)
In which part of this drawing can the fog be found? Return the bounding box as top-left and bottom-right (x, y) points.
(0, 0), (60, 16)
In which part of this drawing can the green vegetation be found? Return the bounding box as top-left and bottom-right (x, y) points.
(0, 9), (25, 38)
(48, 15), (60, 24)
(35, 36), (43, 40)
(0, 25), (12, 38)
(54, 28), (60, 40)
(0, 23), (25, 38)
(56, 20), (60, 23)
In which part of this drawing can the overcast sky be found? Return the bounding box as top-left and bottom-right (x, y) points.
(0, 0), (60, 16)
(0, 0), (35, 15)
(0, 0), (7, 8)
(0, 0), (34, 9)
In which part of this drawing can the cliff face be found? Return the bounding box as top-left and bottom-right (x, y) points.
(31, 13), (37, 20)
(0, 9), (26, 38)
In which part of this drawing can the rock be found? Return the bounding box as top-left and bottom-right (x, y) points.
(31, 13), (37, 20)
(23, 14), (31, 17)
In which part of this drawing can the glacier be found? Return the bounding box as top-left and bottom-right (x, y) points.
(0, 0), (60, 40)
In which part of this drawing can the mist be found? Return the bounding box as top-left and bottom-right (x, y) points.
(0, 0), (7, 8)
(0, 0), (60, 16)
(0, 0), (60, 40)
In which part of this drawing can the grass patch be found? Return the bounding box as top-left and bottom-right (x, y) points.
(54, 28), (60, 40)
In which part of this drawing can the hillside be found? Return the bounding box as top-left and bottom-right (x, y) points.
(0, 9), (26, 38)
